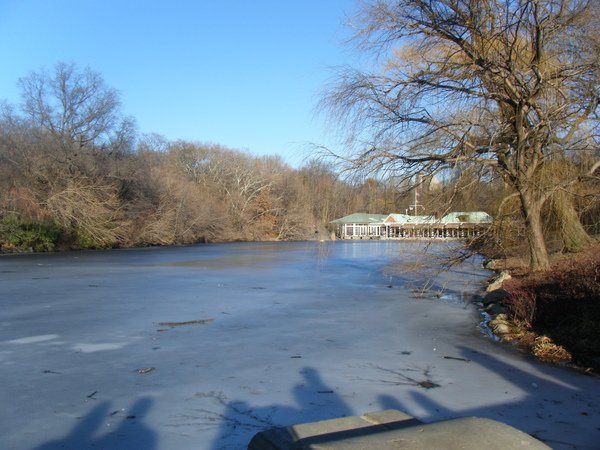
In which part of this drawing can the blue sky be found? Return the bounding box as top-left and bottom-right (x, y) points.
(0, 1), (359, 166)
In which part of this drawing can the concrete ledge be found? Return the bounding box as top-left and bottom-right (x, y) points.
(248, 410), (550, 449)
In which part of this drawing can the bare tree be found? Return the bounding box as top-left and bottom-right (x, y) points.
(18, 62), (134, 172)
(322, 0), (600, 270)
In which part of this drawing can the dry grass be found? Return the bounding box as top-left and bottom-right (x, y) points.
(532, 336), (572, 363)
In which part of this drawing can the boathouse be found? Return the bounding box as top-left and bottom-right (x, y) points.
(331, 211), (492, 240)
(329, 213), (388, 239)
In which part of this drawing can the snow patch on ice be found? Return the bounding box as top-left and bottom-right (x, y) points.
(7, 334), (59, 344)
(73, 342), (126, 353)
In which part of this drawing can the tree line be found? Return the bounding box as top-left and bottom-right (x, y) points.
(0, 62), (485, 251)
(0, 61), (504, 253)
(0, 65), (361, 250)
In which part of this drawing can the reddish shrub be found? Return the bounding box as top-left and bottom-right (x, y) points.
(501, 243), (600, 371)
(504, 288), (537, 327)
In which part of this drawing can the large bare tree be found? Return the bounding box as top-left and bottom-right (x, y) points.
(323, 0), (600, 270)
(18, 62), (134, 172)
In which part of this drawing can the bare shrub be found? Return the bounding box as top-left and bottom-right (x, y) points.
(504, 288), (537, 327)
(45, 179), (124, 248)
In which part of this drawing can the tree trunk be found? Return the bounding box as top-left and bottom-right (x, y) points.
(520, 190), (551, 271)
(549, 189), (594, 252)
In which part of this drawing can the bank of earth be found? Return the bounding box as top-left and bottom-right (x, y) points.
(482, 242), (600, 375)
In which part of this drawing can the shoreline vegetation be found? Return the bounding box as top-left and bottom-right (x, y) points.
(481, 242), (600, 375)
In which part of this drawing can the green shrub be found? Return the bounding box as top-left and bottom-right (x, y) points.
(0, 218), (64, 252)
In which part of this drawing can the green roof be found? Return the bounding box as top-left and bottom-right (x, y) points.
(440, 212), (493, 223)
(331, 211), (493, 225)
(385, 214), (437, 224)
(330, 213), (388, 224)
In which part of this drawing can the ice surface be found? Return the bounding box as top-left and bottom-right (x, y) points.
(0, 241), (598, 449)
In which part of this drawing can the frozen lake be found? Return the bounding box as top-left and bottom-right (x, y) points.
(1, 241), (598, 449)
